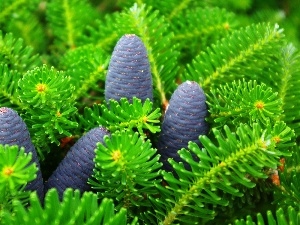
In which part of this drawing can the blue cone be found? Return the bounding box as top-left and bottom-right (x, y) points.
(105, 34), (153, 103)
(45, 127), (110, 198)
(157, 81), (209, 172)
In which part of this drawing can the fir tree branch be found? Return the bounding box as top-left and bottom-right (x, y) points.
(230, 206), (300, 225)
(17, 65), (78, 151)
(80, 97), (161, 137)
(167, 0), (191, 21)
(184, 23), (284, 90)
(208, 0), (252, 11)
(60, 44), (109, 101)
(272, 145), (300, 211)
(1, 189), (133, 225)
(46, 0), (98, 51)
(7, 12), (46, 53)
(172, 7), (238, 68)
(0, 0), (27, 22)
(254, 43), (300, 137)
(273, 44), (300, 137)
(91, 130), (161, 220)
(172, 7), (236, 42)
(80, 15), (120, 52)
(152, 122), (293, 224)
(0, 64), (23, 108)
(62, 0), (76, 48)
(0, 145), (37, 214)
(0, 31), (41, 72)
(207, 79), (282, 127)
(0, 1), (300, 224)
(17, 65), (74, 108)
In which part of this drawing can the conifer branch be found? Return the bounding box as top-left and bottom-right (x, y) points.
(82, 15), (120, 51)
(0, 145), (37, 213)
(0, 0), (27, 22)
(0, 2), (300, 224)
(7, 12), (46, 53)
(172, 7), (235, 42)
(46, 0), (97, 51)
(207, 79), (282, 127)
(92, 130), (161, 220)
(185, 23), (284, 89)
(167, 0), (191, 21)
(80, 97), (161, 137)
(17, 65), (78, 151)
(1, 189), (131, 225)
(272, 145), (300, 210)
(0, 31), (41, 72)
(274, 44), (300, 136)
(231, 206), (300, 225)
(0, 64), (23, 108)
(60, 44), (109, 100)
(62, 0), (76, 48)
(152, 122), (293, 224)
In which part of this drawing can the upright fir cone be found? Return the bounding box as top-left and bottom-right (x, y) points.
(157, 81), (209, 172)
(0, 107), (44, 200)
(45, 127), (110, 198)
(105, 34), (153, 103)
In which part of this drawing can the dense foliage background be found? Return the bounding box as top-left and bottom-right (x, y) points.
(1, 0), (300, 224)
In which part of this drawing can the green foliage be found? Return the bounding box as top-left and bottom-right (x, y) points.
(17, 65), (78, 153)
(80, 13), (120, 52)
(151, 122), (293, 224)
(117, 0), (252, 18)
(1, 0), (300, 224)
(265, 44), (300, 137)
(60, 44), (109, 101)
(91, 130), (161, 220)
(46, 0), (98, 53)
(273, 145), (300, 211)
(171, 7), (238, 63)
(231, 206), (300, 225)
(1, 188), (133, 225)
(184, 23), (284, 90)
(18, 65), (74, 108)
(0, 0), (46, 54)
(207, 79), (282, 127)
(0, 145), (37, 214)
(0, 31), (41, 72)
(80, 97), (161, 137)
(0, 63), (22, 108)
(0, 0), (39, 24)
